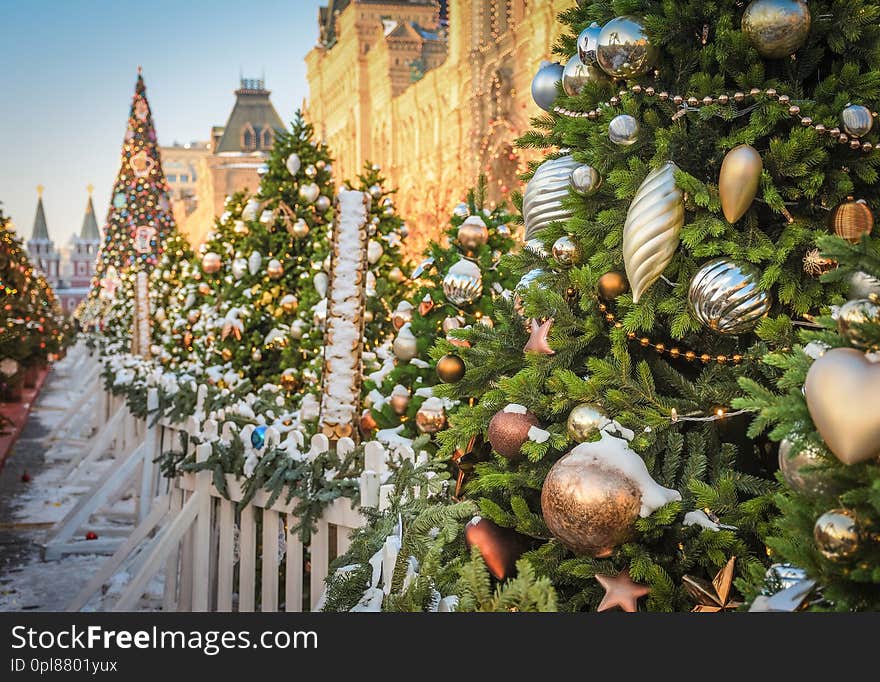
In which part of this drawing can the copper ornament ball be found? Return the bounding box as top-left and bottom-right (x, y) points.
(829, 199), (874, 243)
(457, 218), (490, 256)
(389, 393), (410, 415)
(436, 354), (466, 383)
(541, 449), (640, 557)
(464, 517), (529, 581)
(415, 405), (447, 434)
(487, 409), (540, 459)
(359, 410), (378, 439)
(597, 271), (629, 300)
(202, 252), (222, 274)
(267, 259), (284, 279)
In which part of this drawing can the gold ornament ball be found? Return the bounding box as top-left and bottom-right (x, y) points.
(221, 348), (233, 362)
(566, 404), (608, 442)
(291, 219), (310, 239)
(742, 0), (811, 59)
(597, 271), (629, 300)
(415, 404), (447, 434)
(364, 309), (374, 324)
(487, 408), (540, 459)
(813, 509), (860, 561)
(552, 235), (580, 266)
(830, 199), (874, 243)
(541, 448), (640, 557)
(390, 393), (410, 415)
(436, 354), (466, 383)
(202, 252), (222, 274)
(388, 266), (406, 283)
(267, 259), (284, 279)
(198, 283), (212, 296)
(778, 438), (837, 496)
(457, 218), (490, 256)
(596, 15), (657, 78)
(836, 298), (880, 349)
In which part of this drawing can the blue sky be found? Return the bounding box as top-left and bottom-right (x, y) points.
(0, 0), (323, 243)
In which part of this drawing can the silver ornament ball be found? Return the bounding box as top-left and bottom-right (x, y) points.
(742, 0), (811, 59)
(552, 235), (580, 266)
(577, 22), (602, 65)
(442, 258), (483, 306)
(841, 104), (873, 138)
(304, 164), (317, 178)
(596, 16), (657, 78)
(285, 153), (301, 175)
(778, 438), (836, 496)
(688, 258), (772, 334)
(836, 298), (880, 349)
(453, 202), (470, 218)
(609, 114), (640, 146)
(849, 270), (880, 298)
(562, 53), (606, 97)
(315, 195), (332, 213)
(531, 61), (564, 112)
(570, 164), (602, 195)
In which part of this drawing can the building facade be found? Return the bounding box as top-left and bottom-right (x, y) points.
(173, 79), (285, 246)
(305, 0), (574, 256)
(26, 187), (101, 313)
(159, 140), (212, 226)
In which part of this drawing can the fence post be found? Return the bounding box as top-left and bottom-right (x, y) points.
(139, 389), (159, 523)
(191, 443), (212, 612)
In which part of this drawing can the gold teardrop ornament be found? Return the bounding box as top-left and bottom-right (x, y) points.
(719, 144), (762, 224)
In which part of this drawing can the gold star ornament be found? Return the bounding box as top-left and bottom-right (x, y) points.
(682, 556), (742, 612)
(595, 569), (651, 612)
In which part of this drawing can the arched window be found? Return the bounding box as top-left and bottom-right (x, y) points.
(241, 123), (256, 151)
(260, 127), (274, 149)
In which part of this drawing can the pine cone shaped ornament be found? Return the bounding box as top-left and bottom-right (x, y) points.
(622, 162), (684, 302)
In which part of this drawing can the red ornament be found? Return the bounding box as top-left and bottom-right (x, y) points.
(85, 531), (98, 541)
(21, 471), (31, 483)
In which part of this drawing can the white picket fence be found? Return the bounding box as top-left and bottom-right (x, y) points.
(45, 362), (369, 612)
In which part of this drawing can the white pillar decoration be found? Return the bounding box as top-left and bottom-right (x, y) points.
(132, 270), (151, 358)
(319, 189), (371, 441)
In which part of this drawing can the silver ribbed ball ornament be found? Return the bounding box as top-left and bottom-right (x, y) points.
(577, 22), (602, 64)
(688, 258), (772, 334)
(562, 53), (606, 96)
(552, 236), (580, 266)
(304, 164), (317, 178)
(609, 114), (640, 146)
(442, 257), (483, 306)
(453, 202), (470, 218)
(570, 164), (601, 196)
(596, 16), (657, 78)
(315, 195), (331, 213)
(841, 104), (873, 138)
(849, 271), (880, 298)
(524, 238), (548, 259)
(522, 154), (580, 240)
(531, 61), (564, 112)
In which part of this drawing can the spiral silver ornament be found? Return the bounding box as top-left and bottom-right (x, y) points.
(522, 154), (580, 241)
(442, 257), (483, 306)
(688, 258), (772, 334)
(622, 162), (684, 302)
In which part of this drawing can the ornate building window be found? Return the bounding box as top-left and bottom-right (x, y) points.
(241, 123), (256, 151)
(260, 126), (274, 149)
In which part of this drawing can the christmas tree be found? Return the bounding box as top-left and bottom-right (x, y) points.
(362, 179), (518, 451)
(367, 1), (876, 612)
(81, 68), (178, 351)
(737, 234), (880, 611)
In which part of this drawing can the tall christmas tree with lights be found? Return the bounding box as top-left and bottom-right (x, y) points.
(83, 68), (178, 354)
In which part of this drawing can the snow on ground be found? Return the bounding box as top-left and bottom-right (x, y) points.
(0, 344), (161, 612)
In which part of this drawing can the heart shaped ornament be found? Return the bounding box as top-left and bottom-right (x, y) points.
(804, 347), (880, 465)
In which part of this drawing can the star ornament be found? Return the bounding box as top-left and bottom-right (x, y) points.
(523, 317), (555, 355)
(682, 556), (742, 612)
(595, 569), (651, 612)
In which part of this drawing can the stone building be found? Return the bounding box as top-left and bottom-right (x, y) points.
(159, 140), (212, 226)
(305, 0), (574, 256)
(26, 186), (61, 288)
(173, 78), (285, 246)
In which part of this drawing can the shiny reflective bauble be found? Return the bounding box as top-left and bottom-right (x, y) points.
(290, 219), (310, 239)
(304, 164), (317, 178)
(688, 258), (772, 334)
(436, 354), (466, 383)
(609, 114), (639, 146)
(541, 448), (640, 557)
(266, 259), (284, 279)
(566, 404), (608, 442)
(280, 294), (298, 313)
(849, 270), (880, 298)
(742, 0), (811, 59)
(837, 298), (880, 349)
(369, 184), (383, 199)
(285, 153), (301, 175)
(551, 235), (580, 266)
(251, 425), (268, 450)
(442, 258), (483, 306)
(457, 216), (490, 256)
(531, 61), (564, 112)
(829, 200), (874, 243)
(453, 202), (470, 218)
(841, 104), (873, 138)
(315, 195), (331, 213)
(202, 252), (222, 274)
(523, 238), (548, 259)
(523, 154), (580, 240)
(562, 53), (607, 96)
(298, 182), (320, 204)
(813, 509), (860, 561)
(765, 563), (809, 592)
(464, 517), (529, 581)
(597, 271), (629, 300)
(570, 164), (602, 196)
(415, 404), (446, 434)
(577, 21), (602, 64)
(778, 438), (834, 495)
(389, 392), (410, 416)
(596, 16), (657, 78)
(719, 144), (763, 223)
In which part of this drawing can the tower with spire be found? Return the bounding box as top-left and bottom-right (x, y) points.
(69, 184), (101, 288)
(26, 185), (61, 288)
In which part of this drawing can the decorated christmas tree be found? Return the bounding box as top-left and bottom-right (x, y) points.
(81, 68), (179, 353)
(337, 1), (879, 612)
(737, 234), (880, 611)
(362, 179), (518, 451)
